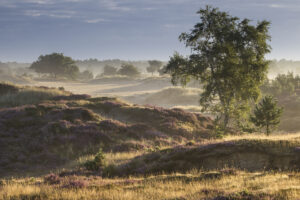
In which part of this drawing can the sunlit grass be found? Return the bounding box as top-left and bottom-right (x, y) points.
(222, 132), (300, 141)
(1, 170), (300, 200)
(0, 86), (70, 107)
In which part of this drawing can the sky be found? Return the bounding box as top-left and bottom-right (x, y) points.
(0, 0), (300, 62)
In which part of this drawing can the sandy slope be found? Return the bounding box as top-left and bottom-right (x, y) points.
(28, 79), (202, 110)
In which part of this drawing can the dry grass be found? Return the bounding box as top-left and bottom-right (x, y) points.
(0, 86), (70, 107)
(222, 132), (300, 141)
(1, 170), (300, 200)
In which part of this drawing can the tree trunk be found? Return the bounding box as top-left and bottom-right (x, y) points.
(223, 110), (229, 130)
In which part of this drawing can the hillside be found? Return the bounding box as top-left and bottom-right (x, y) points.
(0, 83), (213, 177)
(1, 83), (300, 200)
(2, 135), (300, 200)
(114, 137), (300, 176)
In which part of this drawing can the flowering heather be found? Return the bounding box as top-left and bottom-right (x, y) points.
(52, 94), (91, 101)
(44, 173), (61, 185)
(0, 89), (215, 177)
(99, 119), (127, 131)
(62, 179), (88, 189)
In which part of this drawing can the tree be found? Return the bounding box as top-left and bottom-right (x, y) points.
(118, 64), (140, 77)
(102, 65), (118, 76)
(78, 70), (94, 80)
(251, 95), (283, 135)
(30, 53), (79, 79)
(147, 60), (163, 75)
(165, 6), (271, 130)
(262, 72), (300, 97)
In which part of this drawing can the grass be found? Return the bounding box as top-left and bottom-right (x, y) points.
(0, 85), (70, 107)
(1, 82), (300, 199)
(1, 170), (300, 199)
(103, 133), (300, 176)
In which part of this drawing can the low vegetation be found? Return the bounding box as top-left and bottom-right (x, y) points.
(1, 167), (300, 199)
(0, 81), (300, 200)
(1, 5), (300, 200)
(0, 82), (71, 107)
(0, 83), (213, 177)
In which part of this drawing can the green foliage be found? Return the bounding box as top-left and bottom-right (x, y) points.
(84, 148), (105, 171)
(102, 65), (118, 76)
(30, 53), (79, 79)
(251, 95), (283, 135)
(158, 65), (168, 76)
(78, 70), (94, 80)
(147, 60), (163, 75)
(118, 64), (140, 77)
(262, 72), (300, 97)
(165, 6), (271, 130)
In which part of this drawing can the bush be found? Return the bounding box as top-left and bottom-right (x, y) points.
(102, 164), (118, 177)
(84, 148), (105, 171)
(101, 65), (118, 76)
(62, 180), (87, 188)
(78, 70), (94, 80)
(44, 173), (61, 184)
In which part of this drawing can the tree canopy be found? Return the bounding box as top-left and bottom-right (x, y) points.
(30, 53), (79, 79)
(262, 72), (300, 97)
(147, 60), (163, 75)
(165, 6), (271, 129)
(118, 64), (140, 77)
(102, 65), (118, 76)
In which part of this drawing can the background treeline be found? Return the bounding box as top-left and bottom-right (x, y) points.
(75, 59), (160, 74)
(1, 58), (300, 84)
(2, 59), (300, 76)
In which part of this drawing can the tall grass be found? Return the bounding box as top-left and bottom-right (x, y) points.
(0, 87), (70, 107)
(1, 170), (300, 199)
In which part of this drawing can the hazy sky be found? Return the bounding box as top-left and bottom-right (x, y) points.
(1, 0), (300, 62)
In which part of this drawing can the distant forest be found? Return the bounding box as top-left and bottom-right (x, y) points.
(1, 59), (300, 77)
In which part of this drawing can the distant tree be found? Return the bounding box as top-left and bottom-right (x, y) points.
(118, 64), (140, 77)
(251, 95), (283, 135)
(102, 65), (118, 76)
(30, 53), (79, 79)
(262, 72), (300, 97)
(147, 60), (163, 75)
(78, 70), (94, 80)
(165, 6), (271, 130)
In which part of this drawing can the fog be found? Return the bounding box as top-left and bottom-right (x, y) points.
(1, 58), (300, 108)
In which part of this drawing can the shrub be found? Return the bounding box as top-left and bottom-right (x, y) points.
(44, 173), (61, 184)
(78, 70), (94, 80)
(101, 65), (118, 76)
(84, 148), (105, 171)
(102, 164), (118, 177)
(62, 179), (88, 188)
